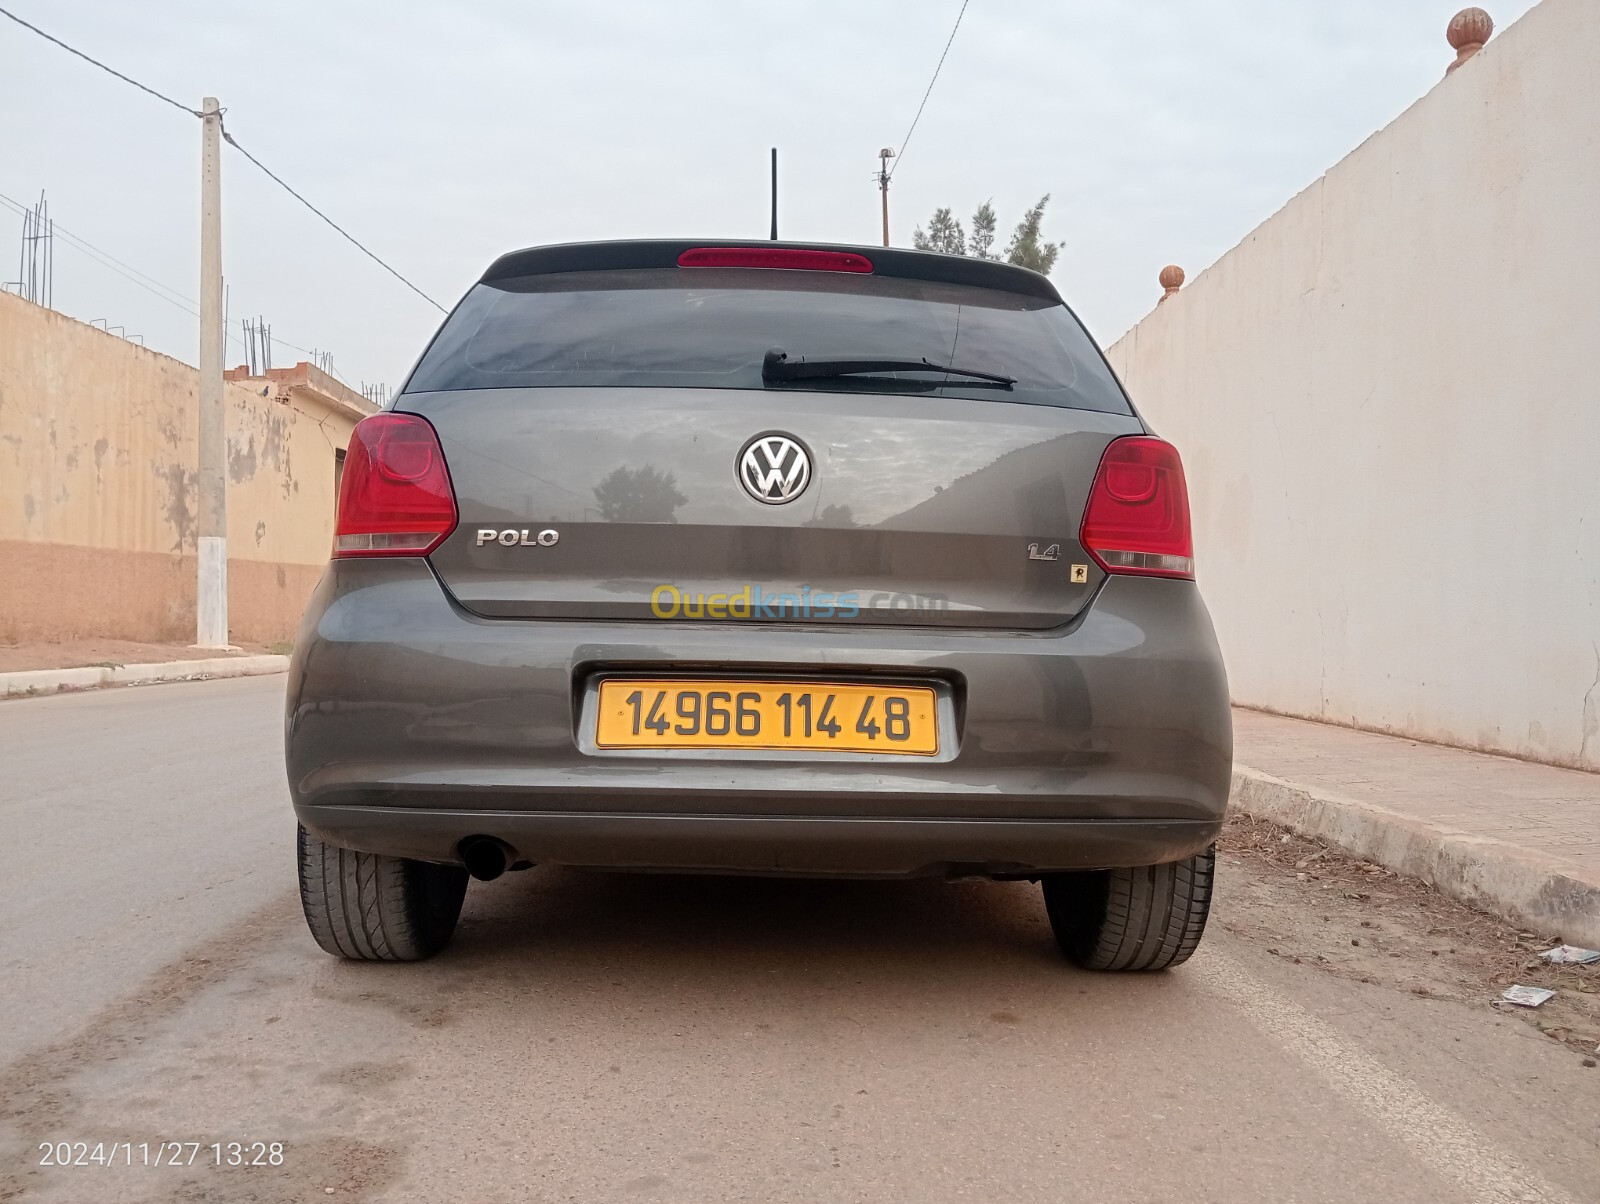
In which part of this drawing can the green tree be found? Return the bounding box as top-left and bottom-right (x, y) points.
(968, 200), (998, 261)
(912, 207), (965, 255)
(593, 464), (688, 524)
(912, 196), (1059, 274)
(1004, 195), (1061, 275)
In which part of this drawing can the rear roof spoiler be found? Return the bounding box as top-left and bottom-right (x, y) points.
(479, 239), (1064, 303)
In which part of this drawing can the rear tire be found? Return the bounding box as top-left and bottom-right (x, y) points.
(297, 825), (469, 961)
(1042, 846), (1214, 971)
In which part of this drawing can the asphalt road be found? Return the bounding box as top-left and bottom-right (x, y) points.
(2, 676), (1596, 1203)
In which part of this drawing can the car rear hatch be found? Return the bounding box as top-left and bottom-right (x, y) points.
(397, 241), (1146, 630)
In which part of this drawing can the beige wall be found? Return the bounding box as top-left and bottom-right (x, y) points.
(0, 291), (370, 646)
(1105, 0), (1600, 770)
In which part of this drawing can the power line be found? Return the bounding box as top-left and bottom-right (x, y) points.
(0, 5), (200, 117)
(0, 188), (196, 311)
(888, 0), (971, 182)
(0, 5), (447, 313)
(0, 188), (351, 369)
(217, 120), (446, 314)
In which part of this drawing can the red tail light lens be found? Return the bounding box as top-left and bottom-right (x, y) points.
(334, 413), (457, 557)
(677, 247), (873, 273)
(1080, 436), (1194, 579)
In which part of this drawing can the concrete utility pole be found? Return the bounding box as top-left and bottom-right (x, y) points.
(195, 96), (228, 649)
(877, 148), (894, 247)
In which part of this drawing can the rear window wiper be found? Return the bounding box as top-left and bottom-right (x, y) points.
(761, 348), (1016, 388)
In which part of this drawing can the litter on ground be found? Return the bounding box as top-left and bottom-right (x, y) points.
(1539, 945), (1600, 965)
(1499, 985), (1556, 1008)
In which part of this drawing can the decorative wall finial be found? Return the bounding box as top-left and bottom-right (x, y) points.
(1158, 265), (1185, 304)
(1446, 8), (1493, 74)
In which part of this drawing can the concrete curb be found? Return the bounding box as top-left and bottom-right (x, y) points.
(0, 655), (290, 700)
(1232, 764), (1600, 949)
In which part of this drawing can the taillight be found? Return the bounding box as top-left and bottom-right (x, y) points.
(333, 413), (457, 557)
(677, 247), (873, 273)
(1080, 436), (1194, 579)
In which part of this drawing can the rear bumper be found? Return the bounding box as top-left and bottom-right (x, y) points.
(286, 560), (1232, 876)
(296, 807), (1221, 879)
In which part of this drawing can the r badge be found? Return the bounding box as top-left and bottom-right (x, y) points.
(1071, 564), (1089, 584)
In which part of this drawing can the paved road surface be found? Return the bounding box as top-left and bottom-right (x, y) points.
(2, 677), (1596, 1203)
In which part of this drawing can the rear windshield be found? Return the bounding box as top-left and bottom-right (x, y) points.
(404, 267), (1132, 413)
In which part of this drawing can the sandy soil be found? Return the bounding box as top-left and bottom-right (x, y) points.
(1220, 811), (1600, 1058)
(0, 638), (277, 674)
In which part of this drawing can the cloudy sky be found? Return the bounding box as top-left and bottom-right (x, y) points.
(1, 0), (1535, 393)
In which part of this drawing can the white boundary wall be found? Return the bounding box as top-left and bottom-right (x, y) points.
(1104, 0), (1600, 771)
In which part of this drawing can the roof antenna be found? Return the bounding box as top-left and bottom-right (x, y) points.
(770, 147), (778, 240)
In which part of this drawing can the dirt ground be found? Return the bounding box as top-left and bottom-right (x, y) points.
(1219, 811), (1600, 1060)
(3, 672), (1597, 1202)
(0, 638), (277, 673)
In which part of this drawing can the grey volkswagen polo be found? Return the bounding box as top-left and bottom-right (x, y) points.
(287, 240), (1231, 970)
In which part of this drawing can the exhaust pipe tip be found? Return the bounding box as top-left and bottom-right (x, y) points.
(459, 836), (510, 882)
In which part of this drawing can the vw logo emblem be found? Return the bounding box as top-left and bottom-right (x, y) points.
(737, 432), (812, 505)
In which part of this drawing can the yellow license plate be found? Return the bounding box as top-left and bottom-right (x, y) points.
(594, 680), (939, 755)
